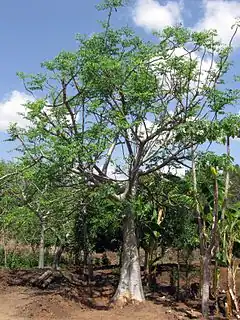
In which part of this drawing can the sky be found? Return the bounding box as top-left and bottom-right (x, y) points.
(0, 0), (240, 162)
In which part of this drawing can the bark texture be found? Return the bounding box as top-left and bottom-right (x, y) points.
(201, 254), (211, 318)
(113, 207), (144, 304)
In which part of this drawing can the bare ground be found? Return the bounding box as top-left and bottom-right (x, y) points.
(0, 285), (182, 320)
(0, 266), (232, 320)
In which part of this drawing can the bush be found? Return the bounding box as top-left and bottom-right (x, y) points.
(0, 246), (54, 269)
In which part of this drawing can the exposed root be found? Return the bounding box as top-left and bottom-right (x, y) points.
(111, 291), (144, 308)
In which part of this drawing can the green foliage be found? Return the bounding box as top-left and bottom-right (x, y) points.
(0, 247), (56, 269)
(2, 4), (240, 299)
(136, 173), (198, 255)
(96, 0), (128, 11)
(10, 20), (238, 189)
(220, 202), (240, 265)
(2, 251), (39, 269)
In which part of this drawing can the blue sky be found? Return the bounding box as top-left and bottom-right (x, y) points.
(0, 0), (240, 162)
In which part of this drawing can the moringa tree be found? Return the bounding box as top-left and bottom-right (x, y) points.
(9, 2), (239, 304)
(12, 162), (76, 268)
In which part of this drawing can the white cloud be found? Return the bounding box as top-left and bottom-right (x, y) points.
(195, 0), (240, 47)
(133, 0), (182, 31)
(106, 163), (127, 181)
(133, 0), (240, 47)
(160, 166), (186, 177)
(0, 91), (34, 131)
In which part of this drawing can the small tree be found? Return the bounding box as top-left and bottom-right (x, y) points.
(13, 163), (75, 268)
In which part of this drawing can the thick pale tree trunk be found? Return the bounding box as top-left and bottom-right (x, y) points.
(113, 206), (145, 304)
(38, 221), (45, 269)
(201, 254), (211, 318)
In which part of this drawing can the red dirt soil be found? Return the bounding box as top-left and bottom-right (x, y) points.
(0, 269), (186, 320)
(2, 265), (237, 320)
(0, 286), (180, 320)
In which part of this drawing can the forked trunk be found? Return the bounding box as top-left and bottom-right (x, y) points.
(201, 254), (211, 318)
(113, 206), (145, 304)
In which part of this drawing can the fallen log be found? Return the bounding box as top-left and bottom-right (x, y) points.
(30, 269), (53, 287)
(41, 272), (59, 289)
(60, 270), (85, 286)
